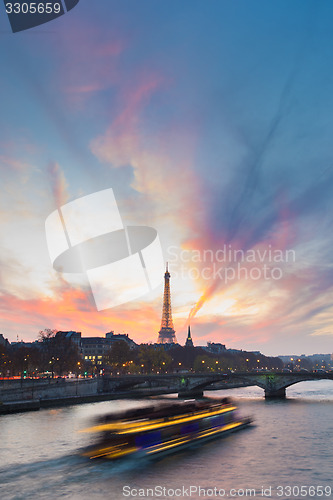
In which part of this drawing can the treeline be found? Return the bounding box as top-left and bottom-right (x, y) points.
(104, 342), (284, 375)
(0, 329), (81, 377)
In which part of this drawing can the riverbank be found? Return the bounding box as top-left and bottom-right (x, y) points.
(0, 388), (173, 414)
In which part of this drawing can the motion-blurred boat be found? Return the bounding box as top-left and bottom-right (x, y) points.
(82, 398), (252, 460)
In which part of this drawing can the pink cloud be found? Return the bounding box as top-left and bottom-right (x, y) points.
(91, 74), (163, 166)
(90, 70), (203, 241)
(0, 155), (33, 172)
(51, 21), (126, 106)
(47, 162), (70, 208)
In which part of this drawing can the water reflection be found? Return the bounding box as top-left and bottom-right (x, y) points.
(0, 381), (332, 500)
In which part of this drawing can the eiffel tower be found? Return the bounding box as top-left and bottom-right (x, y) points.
(157, 263), (177, 344)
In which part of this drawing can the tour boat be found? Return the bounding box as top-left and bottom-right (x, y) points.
(82, 398), (252, 460)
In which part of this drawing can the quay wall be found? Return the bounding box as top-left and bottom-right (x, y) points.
(0, 378), (99, 403)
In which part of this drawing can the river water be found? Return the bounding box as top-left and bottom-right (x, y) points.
(1, 381), (332, 500)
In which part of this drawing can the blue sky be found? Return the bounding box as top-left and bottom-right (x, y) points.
(0, 1), (333, 355)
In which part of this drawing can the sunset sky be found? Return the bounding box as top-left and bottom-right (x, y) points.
(1, 1), (333, 356)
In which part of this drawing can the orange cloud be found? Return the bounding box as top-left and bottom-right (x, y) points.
(0, 284), (161, 344)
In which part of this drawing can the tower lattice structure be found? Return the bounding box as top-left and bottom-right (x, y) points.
(157, 263), (177, 344)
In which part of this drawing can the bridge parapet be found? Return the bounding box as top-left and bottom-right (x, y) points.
(101, 373), (224, 395)
(100, 372), (333, 399)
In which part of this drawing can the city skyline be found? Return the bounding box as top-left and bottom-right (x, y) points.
(1, 1), (333, 356)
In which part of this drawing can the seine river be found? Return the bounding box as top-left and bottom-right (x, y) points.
(1, 381), (332, 500)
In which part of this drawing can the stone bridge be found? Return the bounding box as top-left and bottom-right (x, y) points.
(101, 371), (333, 399)
(222, 371), (333, 398)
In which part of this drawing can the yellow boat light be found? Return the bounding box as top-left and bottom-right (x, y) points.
(81, 405), (236, 434)
(117, 406), (237, 435)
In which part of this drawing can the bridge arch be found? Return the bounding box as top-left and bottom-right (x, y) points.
(100, 372), (333, 399)
(205, 372), (333, 399)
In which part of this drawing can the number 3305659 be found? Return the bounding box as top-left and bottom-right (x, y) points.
(6, 3), (62, 14)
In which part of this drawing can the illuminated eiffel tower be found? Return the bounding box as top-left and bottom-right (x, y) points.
(157, 263), (177, 344)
